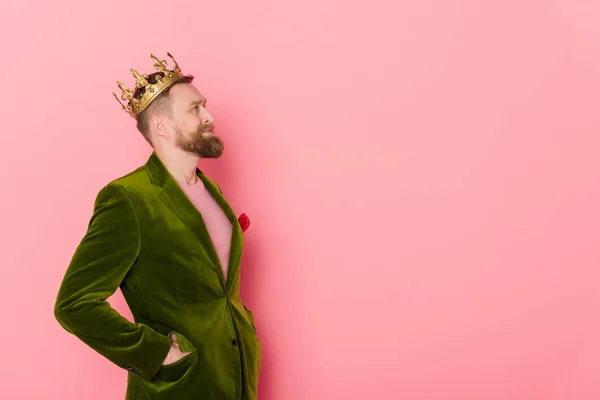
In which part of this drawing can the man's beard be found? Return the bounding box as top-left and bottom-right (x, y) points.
(174, 123), (224, 159)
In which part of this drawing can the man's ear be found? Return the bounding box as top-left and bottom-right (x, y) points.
(150, 115), (169, 139)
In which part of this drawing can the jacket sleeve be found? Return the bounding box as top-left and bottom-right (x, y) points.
(54, 183), (172, 381)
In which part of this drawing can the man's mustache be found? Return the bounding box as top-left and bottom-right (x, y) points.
(200, 123), (215, 132)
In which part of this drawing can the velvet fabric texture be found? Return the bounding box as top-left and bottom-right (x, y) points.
(54, 152), (261, 400)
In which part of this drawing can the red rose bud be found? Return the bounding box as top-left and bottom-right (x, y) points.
(238, 213), (250, 232)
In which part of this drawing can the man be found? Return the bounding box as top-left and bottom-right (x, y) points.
(54, 52), (261, 400)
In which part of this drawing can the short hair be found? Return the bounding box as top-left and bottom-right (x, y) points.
(134, 72), (193, 145)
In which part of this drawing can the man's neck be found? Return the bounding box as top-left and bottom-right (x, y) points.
(155, 148), (200, 185)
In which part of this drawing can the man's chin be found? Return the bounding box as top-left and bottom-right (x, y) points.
(197, 148), (224, 159)
(202, 153), (223, 159)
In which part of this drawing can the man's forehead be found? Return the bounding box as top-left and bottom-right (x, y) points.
(171, 83), (205, 102)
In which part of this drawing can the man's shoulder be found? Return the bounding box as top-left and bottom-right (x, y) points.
(107, 165), (146, 186)
(99, 164), (154, 198)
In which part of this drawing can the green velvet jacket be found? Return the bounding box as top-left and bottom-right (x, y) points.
(54, 152), (261, 400)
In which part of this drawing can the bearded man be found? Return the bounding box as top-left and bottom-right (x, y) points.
(54, 52), (261, 400)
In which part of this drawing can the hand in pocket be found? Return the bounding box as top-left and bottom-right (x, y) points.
(162, 332), (192, 366)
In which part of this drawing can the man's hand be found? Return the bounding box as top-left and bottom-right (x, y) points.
(162, 332), (192, 365)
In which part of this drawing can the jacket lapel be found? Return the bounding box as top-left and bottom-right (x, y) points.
(197, 173), (244, 289)
(145, 152), (243, 291)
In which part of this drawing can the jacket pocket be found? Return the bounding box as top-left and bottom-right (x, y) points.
(155, 350), (197, 384)
(154, 331), (197, 385)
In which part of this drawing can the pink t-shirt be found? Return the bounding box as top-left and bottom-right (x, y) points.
(177, 177), (232, 282)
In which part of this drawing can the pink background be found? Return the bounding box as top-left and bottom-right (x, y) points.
(1, 0), (600, 398)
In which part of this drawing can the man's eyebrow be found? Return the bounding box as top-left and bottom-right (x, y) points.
(188, 99), (206, 108)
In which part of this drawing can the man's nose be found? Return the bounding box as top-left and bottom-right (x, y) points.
(200, 108), (214, 124)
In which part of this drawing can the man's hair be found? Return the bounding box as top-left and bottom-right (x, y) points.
(136, 88), (174, 145)
(134, 72), (193, 145)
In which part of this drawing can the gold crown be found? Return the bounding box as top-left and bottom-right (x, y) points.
(113, 52), (193, 119)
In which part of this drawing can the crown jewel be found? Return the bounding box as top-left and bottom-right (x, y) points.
(113, 52), (193, 119)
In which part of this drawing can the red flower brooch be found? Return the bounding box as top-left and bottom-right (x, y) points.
(238, 213), (250, 232)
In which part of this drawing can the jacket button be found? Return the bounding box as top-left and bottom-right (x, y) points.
(231, 339), (238, 346)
